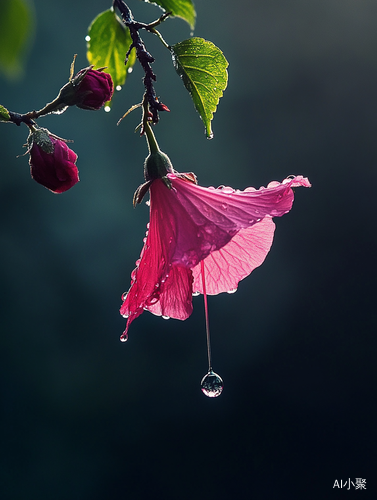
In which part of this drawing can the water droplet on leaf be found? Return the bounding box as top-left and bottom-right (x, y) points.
(201, 370), (223, 398)
(128, 67), (133, 74)
(85, 35), (91, 42)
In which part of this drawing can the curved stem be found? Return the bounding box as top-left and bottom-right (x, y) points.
(150, 28), (171, 50)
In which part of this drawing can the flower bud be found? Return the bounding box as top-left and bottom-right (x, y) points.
(68, 68), (114, 110)
(28, 127), (79, 193)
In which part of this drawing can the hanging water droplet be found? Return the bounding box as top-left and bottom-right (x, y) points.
(162, 315), (170, 320)
(121, 291), (128, 301)
(127, 67), (133, 74)
(227, 289), (237, 294)
(104, 106), (111, 113)
(120, 331), (128, 342)
(200, 370), (223, 398)
(116, 85), (122, 91)
(192, 291), (200, 296)
(85, 35), (91, 42)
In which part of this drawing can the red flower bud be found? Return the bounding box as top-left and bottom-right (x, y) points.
(74, 69), (114, 110)
(28, 128), (79, 193)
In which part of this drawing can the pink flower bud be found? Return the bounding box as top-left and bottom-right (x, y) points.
(74, 69), (114, 110)
(28, 128), (79, 193)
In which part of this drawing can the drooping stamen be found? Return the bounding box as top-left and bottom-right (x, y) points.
(200, 260), (223, 397)
(201, 259), (212, 371)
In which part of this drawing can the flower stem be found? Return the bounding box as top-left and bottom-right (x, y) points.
(201, 260), (212, 371)
(142, 95), (160, 154)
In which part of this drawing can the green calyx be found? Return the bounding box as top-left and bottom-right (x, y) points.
(27, 126), (54, 153)
(143, 121), (173, 182)
(144, 150), (173, 182)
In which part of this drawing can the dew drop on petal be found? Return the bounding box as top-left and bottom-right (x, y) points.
(201, 370), (223, 398)
(227, 289), (237, 294)
(192, 291), (200, 296)
(162, 315), (170, 320)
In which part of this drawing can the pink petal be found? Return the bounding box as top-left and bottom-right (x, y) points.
(147, 265), (193, 320)
(192, 217), (275, 295)
(167, 174), (309, 269)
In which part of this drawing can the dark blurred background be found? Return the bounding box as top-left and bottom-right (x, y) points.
(1, 0), (376, 498)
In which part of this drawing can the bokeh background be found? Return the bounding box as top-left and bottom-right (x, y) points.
(1, 0), (376, 498)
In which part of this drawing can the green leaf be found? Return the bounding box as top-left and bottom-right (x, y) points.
(0, 0), (34, 79)
(171, 38), (228, 138)
(86, 9), (136, 96)
(0, 105), (10, 122)
(144, 0), (196, 30)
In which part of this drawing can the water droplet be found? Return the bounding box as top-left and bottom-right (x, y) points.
(121, 291), (128, 301)
(116, 85), (122, 91)
(192, 291), (200, 296)
(207, 132), (214, 140)
(201, 370), (223, 398)
(120, 331), (128, 342)
(127, 67), (133, 74)
(85, 35), (91, 42)
(220, 186), (234, 194)
(162, 315), (170, 320)
(227, 289), (237, 294)
(104, 106), (111, 113)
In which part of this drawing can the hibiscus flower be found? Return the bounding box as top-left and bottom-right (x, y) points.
(120, 140), (310, 341)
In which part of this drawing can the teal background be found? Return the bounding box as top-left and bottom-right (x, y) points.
(1, 0), (376, 498)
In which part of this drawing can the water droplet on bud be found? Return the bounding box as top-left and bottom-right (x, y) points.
(201, 370), (223, 397)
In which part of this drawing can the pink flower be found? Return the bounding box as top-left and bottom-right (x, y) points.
(74, 68), (114, 110)
(120, 172), (311, 339)
(28, 128), (79, 193)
